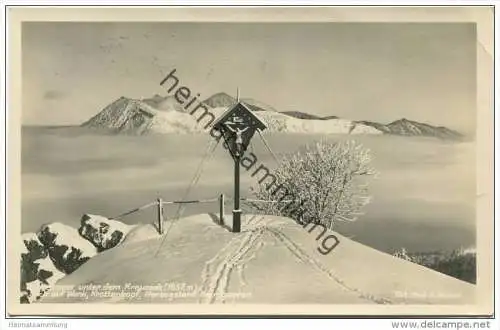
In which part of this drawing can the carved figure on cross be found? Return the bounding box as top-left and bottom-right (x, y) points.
(225, 122), (249, 146)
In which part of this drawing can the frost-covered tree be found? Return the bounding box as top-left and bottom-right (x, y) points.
(393, 247), (413, 262)
(250, 139), (377, 229)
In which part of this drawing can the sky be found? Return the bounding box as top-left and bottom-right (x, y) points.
(22, 22), (476, 133)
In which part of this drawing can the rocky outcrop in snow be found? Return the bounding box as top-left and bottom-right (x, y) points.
(21, 215), (136, 303)
(21, 233), (65, 303)
(22, 232), (47, 261)
(37, 222), (97, 274)
(78, 214), (135, 252)
(21, 256), (65, 303)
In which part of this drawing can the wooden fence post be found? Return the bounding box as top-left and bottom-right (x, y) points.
(157, 198), (164, 235)
(219, 193), (225, 225)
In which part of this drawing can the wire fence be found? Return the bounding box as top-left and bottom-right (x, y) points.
(106, 194), (293, 234)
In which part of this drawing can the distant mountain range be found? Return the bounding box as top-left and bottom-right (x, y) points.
(357, 119), (463, 140)
(81, 92), (464, 140)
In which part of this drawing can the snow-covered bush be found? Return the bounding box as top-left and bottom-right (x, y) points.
(250, 139), (377, 229)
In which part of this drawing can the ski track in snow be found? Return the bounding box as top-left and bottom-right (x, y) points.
(97, 214), (392, 304)
(266, 228), (393, 304)
(198, 215), (392, 304)
(198, 215), (269, 304)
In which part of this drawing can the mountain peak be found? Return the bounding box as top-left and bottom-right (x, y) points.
(390, 118), (412, 125)
(384, 118), (463, 140)
(203, 92), (236, 108)
(211, 92), (235, 99)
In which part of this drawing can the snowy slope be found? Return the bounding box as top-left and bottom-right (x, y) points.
(39, 214), (474, 305)
(253, 110), (382, 134)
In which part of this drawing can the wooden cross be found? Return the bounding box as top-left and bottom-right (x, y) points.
(212, 94), (267, 233)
